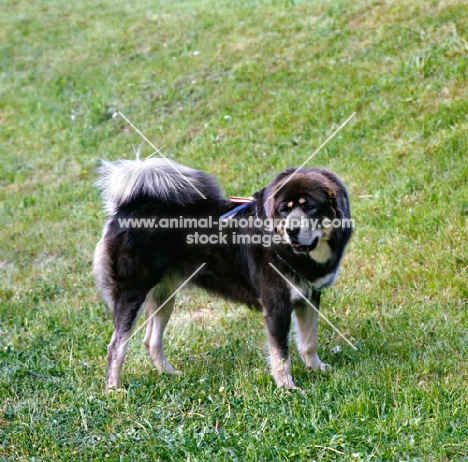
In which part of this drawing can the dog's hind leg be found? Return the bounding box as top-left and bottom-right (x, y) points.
(143, 278), (179, 374)
(106, 289), (147, 390)
(293, 289), (330, 372)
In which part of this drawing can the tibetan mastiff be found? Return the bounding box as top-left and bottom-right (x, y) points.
(93, 157), (352, 389)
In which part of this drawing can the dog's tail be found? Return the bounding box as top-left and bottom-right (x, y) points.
(96, 157), (223, 214)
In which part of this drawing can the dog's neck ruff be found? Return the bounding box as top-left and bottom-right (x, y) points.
(274, 252), (319, 292)
(220, 197), (256, 221)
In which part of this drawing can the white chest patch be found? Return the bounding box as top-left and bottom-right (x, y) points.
(290, 279), (311, 302)
(310, 270), (338, 289)
(289, 270), (338, 301)
(291, 281), (311, 302)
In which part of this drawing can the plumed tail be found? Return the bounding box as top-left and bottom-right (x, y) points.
(96, 157), (223, 215)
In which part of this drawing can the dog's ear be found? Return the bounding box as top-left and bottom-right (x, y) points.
(328, 185), (351, 222)
(265, 198), (275, 219)
(253, 187), (275, 219)
(263, 186), (277, 219)
(324, 186), (341, 219)
(253, 187), (265, 201)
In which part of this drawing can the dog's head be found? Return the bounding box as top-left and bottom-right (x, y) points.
(263, 167), (350, 261)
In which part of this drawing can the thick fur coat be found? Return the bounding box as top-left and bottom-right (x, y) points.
(94, 158), (352, 389)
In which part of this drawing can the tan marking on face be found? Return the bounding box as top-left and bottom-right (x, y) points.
(298, 198), (306, 204)
(287, 201), (293, 208)
(274, 212), (285, 235)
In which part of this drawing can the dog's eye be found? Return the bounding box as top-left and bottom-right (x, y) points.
(305, 204), (317, 211)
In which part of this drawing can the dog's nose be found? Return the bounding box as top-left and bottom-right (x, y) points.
(286, 226), (300, 238)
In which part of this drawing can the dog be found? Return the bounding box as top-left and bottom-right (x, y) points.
(93, 157), (352, 389)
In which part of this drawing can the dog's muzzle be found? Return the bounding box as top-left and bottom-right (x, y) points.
(285, 224), (321, 253)
(290, 235), (319, 253)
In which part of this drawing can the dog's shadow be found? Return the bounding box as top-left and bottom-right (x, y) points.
(124, 307), (363, 392)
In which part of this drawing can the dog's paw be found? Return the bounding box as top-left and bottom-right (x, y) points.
(307, 362), (332, 373)
(317, 362), (332, 373)
(275, 372), (297, 389)
(105, 385), (126, 393)
(304, 354), (332, 373)
(156, 360), (181, 375)
(162, 367), (182, 376)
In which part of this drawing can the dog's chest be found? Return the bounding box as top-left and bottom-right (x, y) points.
(290, 279), (312, 302)
(289, 270), (338, 302)
(311, 270), (338, 289)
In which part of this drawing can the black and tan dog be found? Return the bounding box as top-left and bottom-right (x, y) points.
(93, 158), (352, 389)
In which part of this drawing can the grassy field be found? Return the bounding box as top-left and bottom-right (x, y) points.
(1, 0), (467, 460)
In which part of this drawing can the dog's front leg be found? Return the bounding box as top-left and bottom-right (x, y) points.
(293, 289), (330, 372)
(262, 289), (296, 389)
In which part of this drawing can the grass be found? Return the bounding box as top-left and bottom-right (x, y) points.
(1, 0), (467, 459)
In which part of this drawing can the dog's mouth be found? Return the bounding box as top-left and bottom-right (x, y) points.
(291, 236), (319, 253)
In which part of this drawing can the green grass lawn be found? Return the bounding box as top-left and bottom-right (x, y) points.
(1, 0), (467, 460)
